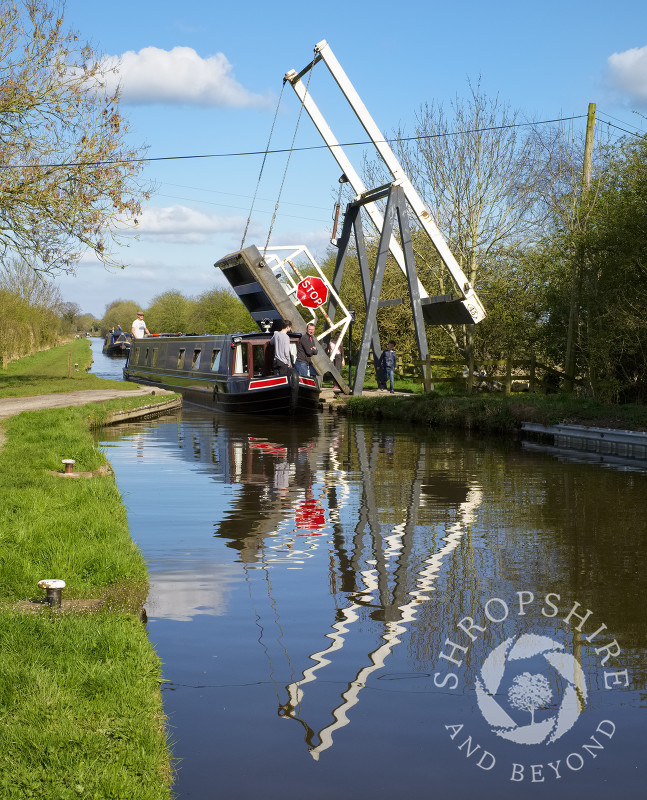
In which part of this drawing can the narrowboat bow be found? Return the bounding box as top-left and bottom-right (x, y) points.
(102, 331), (133, 357)
(123, 331), (320, 416)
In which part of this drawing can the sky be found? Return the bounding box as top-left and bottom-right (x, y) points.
(49, 0), (647, 318)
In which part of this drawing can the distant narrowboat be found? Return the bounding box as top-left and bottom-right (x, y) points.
(102, 331), (133, 357)
(123, 331), (320, 416)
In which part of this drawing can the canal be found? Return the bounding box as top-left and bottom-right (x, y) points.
(90, 339), (646, 798)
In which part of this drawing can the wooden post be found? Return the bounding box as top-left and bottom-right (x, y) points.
(505, 358), (512, 395)
(423, 354), (434, 393)
(467, 350), (474, 394)
(529, 354), (536, 393)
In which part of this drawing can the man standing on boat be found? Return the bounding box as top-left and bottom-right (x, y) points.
(271, 319), (292, 376)
(295, 322), (318, 378)
(131, 311), (150, 339)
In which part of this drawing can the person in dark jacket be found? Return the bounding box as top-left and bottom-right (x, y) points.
(380, 341), (397, 393)
(295, 322), (318, 377)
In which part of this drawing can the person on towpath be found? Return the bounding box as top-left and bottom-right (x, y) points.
(379, 341), (397, 393)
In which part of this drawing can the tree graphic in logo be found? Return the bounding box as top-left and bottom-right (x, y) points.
(475, 634), (586, 745)
(508, 672), (552, 725)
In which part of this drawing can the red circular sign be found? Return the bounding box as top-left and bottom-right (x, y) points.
(297, 276), (329, 309)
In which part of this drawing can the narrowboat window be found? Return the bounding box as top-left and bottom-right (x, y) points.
(133, 345), (140, 363)
(144, 347), (150, 364)
(252, 344), (265, 376)
(151, 348), (159, 367)
(232, 344), (248, 374)
(177, 348), (186, 369)
(192, 349), (201, 369)
(211, 349), (221, 371)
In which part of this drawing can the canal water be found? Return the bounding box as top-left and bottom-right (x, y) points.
(92, 397), (646, 800)
(89, 336), (127, 381)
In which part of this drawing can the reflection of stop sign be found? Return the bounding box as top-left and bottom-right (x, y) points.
(297, 277), (328, 309)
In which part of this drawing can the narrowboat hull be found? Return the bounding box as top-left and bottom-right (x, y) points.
(123, 332), (321, 416)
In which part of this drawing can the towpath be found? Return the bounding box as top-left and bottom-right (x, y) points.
(0, 387), (175, 421)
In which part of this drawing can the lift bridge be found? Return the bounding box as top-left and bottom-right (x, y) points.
(216, 40), (486, 396)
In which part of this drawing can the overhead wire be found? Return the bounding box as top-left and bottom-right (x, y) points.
(596, 116), (645, 138)
(596, 109), (646, 137)
(0, 114), (608, 172)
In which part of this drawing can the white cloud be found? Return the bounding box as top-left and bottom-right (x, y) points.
(126, 204), (246, 243)
(607, 45), (647, 106)
(101, 46), (273, 108)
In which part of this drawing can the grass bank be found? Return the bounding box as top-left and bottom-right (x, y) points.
(345, 391), (647, 434)
(0, 338), (136, 398)
(0, 343), (174, 798)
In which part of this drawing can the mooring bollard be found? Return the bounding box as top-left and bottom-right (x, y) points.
(38, 579), (66, 608)
(62, 459), (75, 474)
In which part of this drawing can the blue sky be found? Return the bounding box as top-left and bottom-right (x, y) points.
(54, 0), (647, 318)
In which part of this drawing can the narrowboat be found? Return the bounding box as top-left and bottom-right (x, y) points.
(102, 331), (133, 357)
(123, 331), (321, 416)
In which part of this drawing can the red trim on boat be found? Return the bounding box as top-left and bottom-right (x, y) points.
(249, 377), (289, 390)
(298, 377), (317, 387)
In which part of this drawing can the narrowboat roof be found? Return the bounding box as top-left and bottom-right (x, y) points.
(144, 330), (299, 341)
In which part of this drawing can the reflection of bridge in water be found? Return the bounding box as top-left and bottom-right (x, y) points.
(223, 419), (483, 760)
(109, 411), (482, 759)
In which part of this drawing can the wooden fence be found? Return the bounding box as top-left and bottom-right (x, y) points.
(389, 354), (569, 394)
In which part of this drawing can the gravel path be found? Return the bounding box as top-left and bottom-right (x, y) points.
(0, 387), (175, 420)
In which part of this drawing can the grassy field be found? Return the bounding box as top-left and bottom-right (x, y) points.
(0, 339), (135, 398)
(0, 341), (173, 799)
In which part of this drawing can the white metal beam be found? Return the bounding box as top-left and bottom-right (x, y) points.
(285, 41), (487, 324)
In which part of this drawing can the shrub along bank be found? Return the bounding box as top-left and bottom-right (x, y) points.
(0, 343), (173, 798)
(345, 391), (647, 434)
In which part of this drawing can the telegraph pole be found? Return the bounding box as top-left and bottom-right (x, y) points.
(564, 103), (596, 392)
(582, 102), (596, 193)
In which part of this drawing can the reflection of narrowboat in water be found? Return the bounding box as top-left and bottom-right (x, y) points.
(123, 331), (320, 416)
(102, 331), (133, 357)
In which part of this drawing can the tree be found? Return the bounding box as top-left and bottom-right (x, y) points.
(361, 82), (548, 364)
(59, 300), (80, 325)
(529, 112), (614, 390)
(508, 672), (552, 725)
(0, 0), (148, 275)
(0, 257), (65, 345)
(575, 133), (647, 402)
(145, 291), (189, 334)
(77, 312), (99, 334)
(0, 288), (31, 366)
(0, 256), (63, 308)
(190, 288), (254, 335)
(101, 299), (140, 335)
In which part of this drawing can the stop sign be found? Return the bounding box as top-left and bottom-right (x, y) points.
(297, 276), (328, 309)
